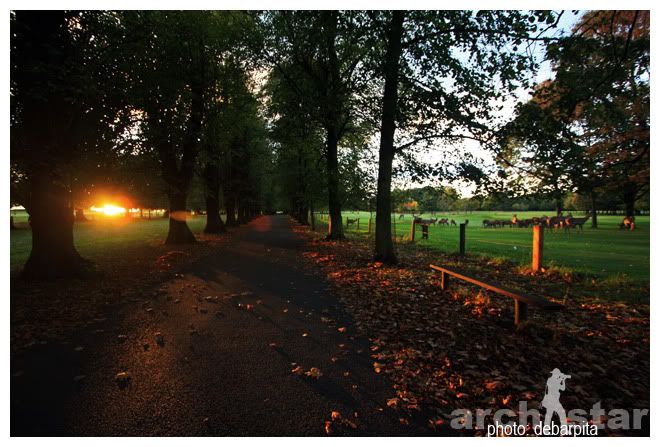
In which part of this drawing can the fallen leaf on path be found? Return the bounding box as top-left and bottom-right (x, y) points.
(305, 367), (323, 379)
(114, 371), (131, 388)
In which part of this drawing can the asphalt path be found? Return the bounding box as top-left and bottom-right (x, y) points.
(12, 215), (429, 436)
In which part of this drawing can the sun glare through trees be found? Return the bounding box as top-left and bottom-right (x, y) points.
(8, 7), (651, 440)
(90, 204), (128, 217)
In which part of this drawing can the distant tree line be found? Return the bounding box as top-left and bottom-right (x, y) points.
(342, 185), (649, 215)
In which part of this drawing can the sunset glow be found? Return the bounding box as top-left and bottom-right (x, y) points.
(91, 204), (127, 216)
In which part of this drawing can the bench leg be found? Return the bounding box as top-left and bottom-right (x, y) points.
(515, 301), (528, 326)
(440, 271), (448, 290)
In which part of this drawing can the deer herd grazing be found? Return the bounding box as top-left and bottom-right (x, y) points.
(395, 212), (637, 233)
(483, 214), (591, 232)
(407, 215), (467, 227)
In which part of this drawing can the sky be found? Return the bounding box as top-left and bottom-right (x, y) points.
(391, 10), (583, 197)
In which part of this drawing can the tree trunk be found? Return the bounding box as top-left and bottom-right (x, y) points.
(374, 11), (404, 264)
(204, 195), (225, 234)
(165, 191), (196, 244)
(15, 12), (89, 279)
(320, 11), (344, 241)
(203, 163), (226, 234)
(298, 204), (309, 225)
(623, 182), (636, 217)
(225, 196), (238, 226)
(162, 39), (205, 244)
(237, 201), (248, 224)
(310, 201), (315, 231)
(326, 128), (344, 240)
(295, 145), (309, 225)
(22, 175), (89, 279)
(555, 196), (563, 216)
(590, 190), (598, 228)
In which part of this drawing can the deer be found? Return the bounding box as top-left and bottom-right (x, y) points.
(437, 218), (450, 226)
(346, 218), (358, 227)
(450, 219), (457, 226)
(619, 215), (635, 231)
(484, 219), (508, 228)
(544, 215), (566, 232)
(564, 215), (590, 232)
(511, 214), (534, 228)
(416, 217), (437, 226)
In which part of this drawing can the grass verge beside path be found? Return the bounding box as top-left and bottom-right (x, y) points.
(314, 211), (649, 285)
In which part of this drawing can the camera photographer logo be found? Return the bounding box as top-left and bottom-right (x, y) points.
(450, 367), (649, 436)
(541, 368), (570, 427)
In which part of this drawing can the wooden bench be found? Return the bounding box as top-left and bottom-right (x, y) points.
(429, 264), (563, 326)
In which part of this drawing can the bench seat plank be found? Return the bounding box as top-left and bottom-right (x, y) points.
(429, 264), (563, 310)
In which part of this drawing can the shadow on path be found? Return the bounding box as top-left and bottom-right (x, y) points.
(11, 215), (432, 436)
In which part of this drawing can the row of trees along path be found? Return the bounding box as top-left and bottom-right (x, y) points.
(10, 11), (649, 279)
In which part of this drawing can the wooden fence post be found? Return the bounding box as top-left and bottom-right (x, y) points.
(532, 224), (544, 272)
(410, 219), (415, 241)
(357, 218), (360, 230)
(459, 223), (466, 255)
(368, 218), (372, 234)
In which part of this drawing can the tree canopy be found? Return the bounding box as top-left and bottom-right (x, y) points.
(9, 9), (651, 277)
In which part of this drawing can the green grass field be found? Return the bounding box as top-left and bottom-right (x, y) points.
(10, 211), (208, 274)
(315, 210), (649, 282)
(10, 210), (649, 283)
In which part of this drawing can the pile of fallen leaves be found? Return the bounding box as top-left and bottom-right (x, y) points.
(296, 226), (650, 435)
